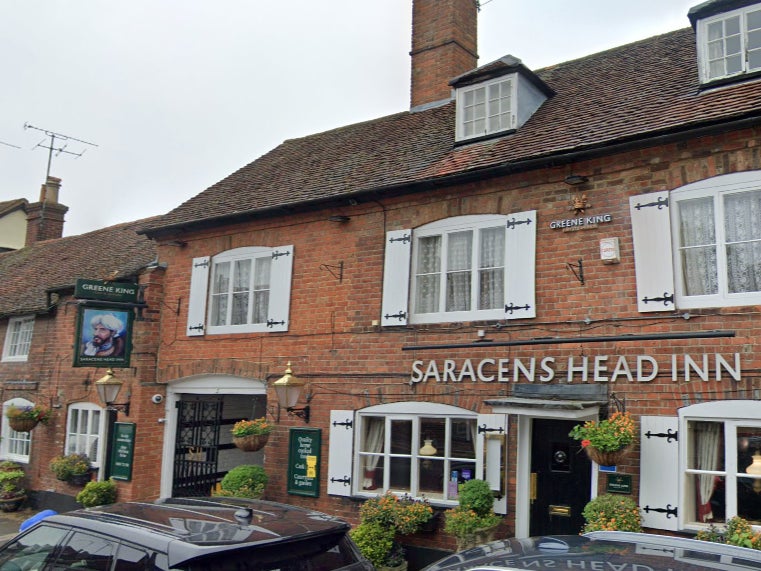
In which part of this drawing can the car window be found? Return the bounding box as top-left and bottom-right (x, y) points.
(0, 525), (69, 571)
(50, 532), (115, 571)
(114, 544), (164, 571)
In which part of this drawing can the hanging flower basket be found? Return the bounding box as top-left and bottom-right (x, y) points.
(8, 417), (39, 433)
(584, 446), (628, 467)
(233, 433), (269, 452)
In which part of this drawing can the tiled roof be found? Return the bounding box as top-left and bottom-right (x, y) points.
(0, 199), (28, 217)
(146, 28), (761, 234)
(0, 218), (158, 317)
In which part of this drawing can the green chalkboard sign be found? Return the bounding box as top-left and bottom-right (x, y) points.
(287, 427), (321, 497)
(109, 422), (136, 481)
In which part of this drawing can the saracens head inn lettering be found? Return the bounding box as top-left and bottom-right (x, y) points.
(409, 353), (741, 385)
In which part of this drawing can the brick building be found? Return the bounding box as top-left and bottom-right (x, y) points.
(0, 179), (165, 510)
(139, 0), (761, 547)
(4, 0), (752, 552)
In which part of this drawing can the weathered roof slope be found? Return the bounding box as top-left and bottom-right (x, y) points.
(0, 218), (158, 317)
(0, 199), (28, 217)
(147, 28), (761, 234)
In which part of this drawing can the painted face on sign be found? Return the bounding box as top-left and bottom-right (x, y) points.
(92, 323), (115, 346)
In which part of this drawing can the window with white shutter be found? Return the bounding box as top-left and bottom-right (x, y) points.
(381, 213), (536, 326)
(327, 403), (504, 511)
(678, 401), (761, 532)
(185, 246), (293, 336)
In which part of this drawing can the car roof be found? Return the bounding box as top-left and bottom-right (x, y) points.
(35, 497), (351, 567)
(422, 531), (761, 571)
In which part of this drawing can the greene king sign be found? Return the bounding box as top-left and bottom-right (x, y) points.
(410, 353), (741, 385)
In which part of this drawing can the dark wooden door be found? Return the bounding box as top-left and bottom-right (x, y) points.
(529, 419), (591, 536)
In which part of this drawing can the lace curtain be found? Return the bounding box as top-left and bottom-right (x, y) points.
(679, 191), (761, 296)
(362, 418), (385, 489)
(695, 422), (721, 522)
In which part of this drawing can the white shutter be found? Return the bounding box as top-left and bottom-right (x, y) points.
(267, 245), (294, 332)
(639, 415), (679, 531)
(476, 413), (508, 514)
(629, 191), (676, 313)
(327, 410), (355, 497)
(504, 210), (536, 320)
(381, 229), (411, 327)
(186, 256), (210, 337)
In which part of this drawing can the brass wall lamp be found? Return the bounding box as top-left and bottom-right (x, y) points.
(94, 368), (130, 416)
(273, 363), (310, 423)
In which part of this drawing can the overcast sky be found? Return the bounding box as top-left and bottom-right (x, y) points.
(1, 0), (698, 237)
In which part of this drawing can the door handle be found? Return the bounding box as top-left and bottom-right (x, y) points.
(530, 472), (537, 503)
(549, 504), (571, 517)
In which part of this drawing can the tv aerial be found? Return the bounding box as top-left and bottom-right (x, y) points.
(24, 122), (98, 179)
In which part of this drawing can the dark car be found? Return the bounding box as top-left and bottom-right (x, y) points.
(0, 497), (372, 571)
(422, 531), (761, 571)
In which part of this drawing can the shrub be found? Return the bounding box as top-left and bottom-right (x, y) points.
(444, 479), (501, 544)
(76, 479), (118, 507)
(350, 522), (395, 568)
(458, 479), (496, 518)
(215, 465), (268, 498)
(359, 491), (433, 535)
(581, 494), (642, 533)
(697, 517), (761, 550)
(0, 467), (25, 499)
(50, 453), (91, 481)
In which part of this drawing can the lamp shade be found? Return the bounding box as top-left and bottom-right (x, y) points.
(273, 363), (305, 408)
(419, 439), (437, 456)
(95, 369), (122, 405)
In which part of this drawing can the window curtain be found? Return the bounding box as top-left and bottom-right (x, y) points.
(415, 236), (441, 313)
(696, 422), (721, 522)
(446, 231), (472, 311)
(678, 197), (718, 296)
(479, 227), (504, 309)
(362, 418), (385, 489)
(724, 190), (761, 294)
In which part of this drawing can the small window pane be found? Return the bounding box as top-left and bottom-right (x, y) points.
(749, 48), (761, 71)
(390, 420), (411, 454)
(707, 21), (724, 41)
(725, 15), (741, 36)
(726, 53), (743, 75)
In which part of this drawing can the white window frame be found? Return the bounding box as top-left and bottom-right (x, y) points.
(0, 398), (32, 463)
(678, 401), (761, 532)
(328, 404), (507, 514)
(65, 403), (105, 469)
(381, 213), (536, 326)
(671, 171), (761, 309)
(697, 4), (761, 83)
(186, 245), (293, 336)
(2, 316), (34, 362)
(455, 75), (516, 141)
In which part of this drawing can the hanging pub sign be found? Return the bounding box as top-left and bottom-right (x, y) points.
(287, 427), (321, 497)
(75, 278), (139, 303)
(73, 306), (133, 368)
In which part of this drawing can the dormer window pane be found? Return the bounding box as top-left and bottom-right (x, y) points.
(456, 75), (518, 141)
(487, 80), (512, 133)
(699, 7), (761, 82)
(463, 89), (486, 138)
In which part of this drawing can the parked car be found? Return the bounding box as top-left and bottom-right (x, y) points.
(422, 531), (761, 571)
(0, 497), (372, 571)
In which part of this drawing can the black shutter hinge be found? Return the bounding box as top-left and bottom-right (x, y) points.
(645, 429), (678, 442)
(384, 311), (406, 322)
(506, 217), (532, 230)
(389, 234), (411, 244)
(505, 303), (531, 315)
(332, 419), (353, 429)
(330, 476), (351, 486)
(634, 196), (669, 210)
(642, 292), (674, 307)
(478, 424), (505, 435)
(267, 319), (286, 328)
(643, 505), (678, 519)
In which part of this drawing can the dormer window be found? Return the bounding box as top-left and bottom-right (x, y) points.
(457, 76), (515, 141)
(451, 56), (553, 143)
(695, 3), (761, 83)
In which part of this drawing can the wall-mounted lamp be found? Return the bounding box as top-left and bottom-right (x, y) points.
(273, 363), (310, 423)
(328, 215), (351, 223)
(94, 368), (130, 416)
(564, 174), (589, 185)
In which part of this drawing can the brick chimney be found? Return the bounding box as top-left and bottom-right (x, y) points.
(410, 0), (478, 109)
(25, 176), (68, 245)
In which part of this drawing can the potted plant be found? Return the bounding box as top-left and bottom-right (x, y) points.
(213, 465), (268, 499)
(0, 463), (26, 512)
(581, 494), (642, 533)
(231, 418), (272, 452)
(444, 479), (501, 550)
(76, 478), (118, 507)
(352, 492), (433, 570)
(50, 453), (92, 485)
(6, 404), (52, 432)
(569, 411), (636, 466)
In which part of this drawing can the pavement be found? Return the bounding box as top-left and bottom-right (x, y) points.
(0, 508), (41, 542)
